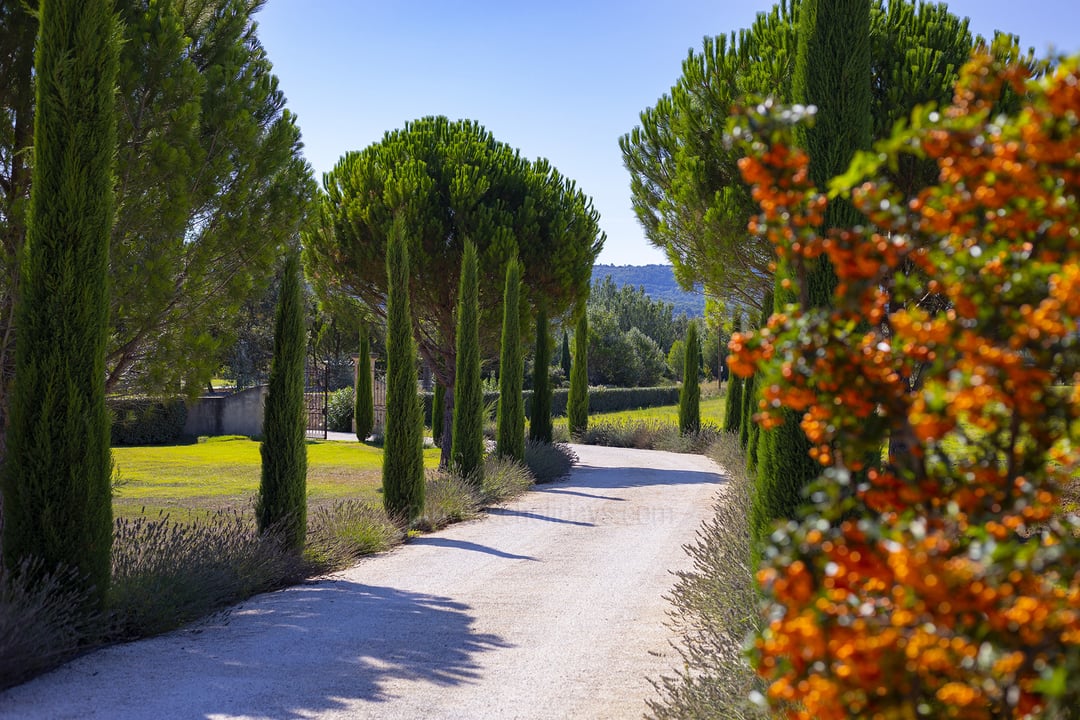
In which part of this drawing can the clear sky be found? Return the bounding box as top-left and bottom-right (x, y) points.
(256, 0), (1080, 266)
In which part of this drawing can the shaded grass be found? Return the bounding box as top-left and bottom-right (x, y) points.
(111, 436), (441, 519)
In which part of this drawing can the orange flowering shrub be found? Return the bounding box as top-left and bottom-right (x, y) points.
(730, 53), (1080, 718)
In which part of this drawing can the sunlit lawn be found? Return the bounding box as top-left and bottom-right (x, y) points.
(553, 385), (728, 430)
(112, 435), (441, 521)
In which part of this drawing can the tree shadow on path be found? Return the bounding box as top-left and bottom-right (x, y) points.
(0, 581), (511, 720)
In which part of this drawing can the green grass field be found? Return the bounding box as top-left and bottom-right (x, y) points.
(112, 388), (728, 520)
(112, 436), (441, 521)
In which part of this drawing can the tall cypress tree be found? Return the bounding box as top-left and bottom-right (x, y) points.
(560, 330), (572, 380)
(257, 251), (308, 550)
(754, 0), (872, 543)
(496, 257), (525, 462)
(432, 382), (445, 447)
(382, 217), (425, 521)
(722, 314), (745, 435)
(354, 324), (374, 442)
(2, 0), (119, 605)
(679, 322), (701, 435)
(566, 309), (589, 438)
(529, 307), (553, 443)
(742, 290), (773, 455)
(451, 241), (484, 482)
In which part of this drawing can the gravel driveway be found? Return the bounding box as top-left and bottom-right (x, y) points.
(0, 444), (725, 719)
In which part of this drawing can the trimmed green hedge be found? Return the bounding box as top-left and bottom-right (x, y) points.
(421, 386), (680, 424)
(109, 397), (188, 446)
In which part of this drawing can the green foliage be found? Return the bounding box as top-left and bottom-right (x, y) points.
(679, 323), (701, 435)
(581, 419), (722, 454)
(587, 308), (671, 387)
(308, 116), (603, 402)
(109, 397), (188, 446)
(667, 340), (686, 381)
(529, 307), (553, 443)
(739, 374), (756, 449)
(305, 500), (403, 568)
(2, 0), (119, 608)
(451, 241), (485, 482)
(567, 310), (589, 437)
(354, 326), (374, 440)
(560, 330), (572, 379)
(591, 264), (705, 318)
(431, 383), (446, 446)
(381, 218), (425, 522)
(621, 0), (978, 310)
(588, 275), (690, 353)
(751, 0), (873, 547)
(326, 387), (354, 433)
(523, 439), (578, 483)
(496, 257), (525, 461)
(722, 315), (745, 435)
(257, 252), (308, 551)
(0, 0), (313, 475)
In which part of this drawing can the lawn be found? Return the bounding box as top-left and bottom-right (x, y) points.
(112, 435), (441, 521)
(553, 386), (728, 430)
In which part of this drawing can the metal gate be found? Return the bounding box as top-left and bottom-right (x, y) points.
(305, 363), (328, 440)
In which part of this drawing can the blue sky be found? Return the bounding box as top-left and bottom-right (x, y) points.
(256, 1), (1080, 266)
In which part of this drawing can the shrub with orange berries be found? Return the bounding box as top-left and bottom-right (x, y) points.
(730, 52), (1080, 718)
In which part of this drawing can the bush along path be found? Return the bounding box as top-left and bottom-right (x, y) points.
(0, 443), (725, 720)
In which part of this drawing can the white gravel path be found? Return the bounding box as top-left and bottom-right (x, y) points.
(0, 444), (725, 720)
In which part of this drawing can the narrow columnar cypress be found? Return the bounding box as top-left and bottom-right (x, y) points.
(257, 251), (308, 550)
(566, 310), (589, 438)
(1, 0), (119, 605)
(722, 314), (745, 435)
(432, 383), (446, 447)
(382, 217), (425, 521)
(495, 257), (525, 462)
(451, 241), (484, 482)
(679, 323), (701, 435)
(753, 0), (872, 546)
(354, 324), (374, 442)
(742, 291), (772, 454)
(560, 330), (572, 379)
(529, 307), (553, 443)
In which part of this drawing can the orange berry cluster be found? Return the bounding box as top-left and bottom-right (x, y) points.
(732, 53), (1080, 718)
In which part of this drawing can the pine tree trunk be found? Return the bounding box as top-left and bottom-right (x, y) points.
(2, 0), (120, 606)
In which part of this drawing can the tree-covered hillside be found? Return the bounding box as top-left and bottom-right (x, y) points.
(591, 264), (704, 317)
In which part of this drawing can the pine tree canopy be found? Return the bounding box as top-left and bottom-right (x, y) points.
(308, 116), (604, 405)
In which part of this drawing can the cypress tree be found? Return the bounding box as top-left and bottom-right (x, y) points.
(382, 217), (425, 521)
(742, 290), (772, 454)
(566, 309), (589, 438)
(2, 0), (119, 605)
(529, 307), (553, 443)
(495, 257), (525, 461)
(753, 0), (872, 544)
(257, 251), (308, 550)
(354, 324), (374, 442)
(560, 330), (572, 379)
(451, 241), (484, 482)
(432, 382), (445, 447)
(678, 323), (701, 435)
(722, 314), (745, 435)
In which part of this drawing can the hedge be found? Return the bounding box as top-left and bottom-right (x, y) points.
(421, 386), (680, 424)
(108, 397), (188, 446)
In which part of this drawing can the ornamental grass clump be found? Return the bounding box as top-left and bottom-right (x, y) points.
(524, 439), (577, 482)
(305, 500), (403, 568)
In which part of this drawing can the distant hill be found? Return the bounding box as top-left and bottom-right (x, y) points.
(591, 264), (704, 318)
